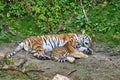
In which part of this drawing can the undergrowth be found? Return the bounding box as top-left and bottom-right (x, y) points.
(0, 0), (120, 47)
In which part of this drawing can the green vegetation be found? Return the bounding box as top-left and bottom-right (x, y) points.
(0, 56), (28, 80)
(0, 71), (29, 80)
(0, 1), (120, 79)
(0, 0), (120, 47)
(0, 56), (32, 80)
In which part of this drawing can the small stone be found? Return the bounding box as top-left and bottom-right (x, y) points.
(52, 74), (70, 80)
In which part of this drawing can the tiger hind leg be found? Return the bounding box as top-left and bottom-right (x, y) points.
(33, 53), (43, 59)
(57, 58), (67, 62)
(33, 51), (50, 60)
(53, 56), (75, 63)
(52, 57), (66, 62)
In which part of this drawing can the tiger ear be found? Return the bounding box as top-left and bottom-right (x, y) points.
(74, 34), (78, 40)
(69, 38), (74, 41)
(70, 38), (74, 41)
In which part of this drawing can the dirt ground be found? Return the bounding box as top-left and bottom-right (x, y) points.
(0, 42), (120, 80)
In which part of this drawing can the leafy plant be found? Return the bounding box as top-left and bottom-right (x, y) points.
(0, 0), (120, 47)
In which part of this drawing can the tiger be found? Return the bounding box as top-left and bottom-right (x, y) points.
(50, 36), (89, 63)
(7, 31), (92, 60)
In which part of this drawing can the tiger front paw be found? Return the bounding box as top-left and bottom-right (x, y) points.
(84, 48), (93, 55)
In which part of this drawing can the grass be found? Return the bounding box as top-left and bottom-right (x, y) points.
(0, 71), (30, 80)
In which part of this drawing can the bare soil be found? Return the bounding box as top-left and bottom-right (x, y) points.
(0, 42), (120, 80)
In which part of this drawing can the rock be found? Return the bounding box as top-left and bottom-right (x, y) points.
(52, 74), (70, 80)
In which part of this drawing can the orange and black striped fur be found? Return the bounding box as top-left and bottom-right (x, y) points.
(50, 37), (88, 63)
(7, 32), (92, 59)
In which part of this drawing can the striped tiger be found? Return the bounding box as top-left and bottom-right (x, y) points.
(50, 36), (89, 63)
(7, 32), (92, 59)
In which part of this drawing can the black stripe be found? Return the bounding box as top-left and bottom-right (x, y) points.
(57, 38), (60, 46)
(51, 38), (56, 48)
(43, 37), (47, 45)
(48, 39), (54, 49)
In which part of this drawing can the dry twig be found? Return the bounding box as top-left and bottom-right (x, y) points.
(66, 70), (77, 76)
(0, 65), (44, 80)
(79, 0), (89, 22)
(0, 55), (44, 80)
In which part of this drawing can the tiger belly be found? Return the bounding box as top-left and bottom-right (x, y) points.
(42, 38), (65, 53)
(32, 38), (65, 59)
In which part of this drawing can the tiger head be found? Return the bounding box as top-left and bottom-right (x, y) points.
(69, 37), (81, 49)
(75, 31), (92, 48)
(74, 32), (93, 55)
